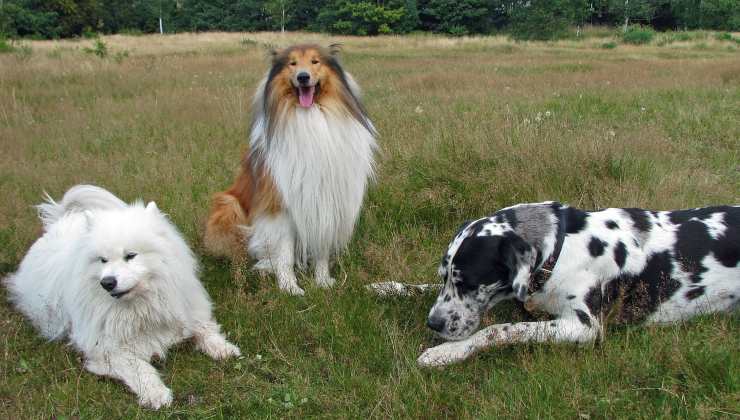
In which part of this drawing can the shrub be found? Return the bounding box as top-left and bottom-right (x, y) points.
(622, 25), (655, 45)
(0, 36), (13, 53)
(83, 38), (108, 58)
(601, 41), (617, 49)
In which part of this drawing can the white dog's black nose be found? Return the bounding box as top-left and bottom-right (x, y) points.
(100, 276), (117, 292)
(427, 315), (446, 332)
(297, 72), (310, 85)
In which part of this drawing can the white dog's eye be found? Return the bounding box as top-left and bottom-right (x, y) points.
(124, 252), (137, 262)
(99, 257), (108, 264)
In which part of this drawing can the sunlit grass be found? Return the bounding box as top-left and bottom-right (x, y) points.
(1, 32), (738, 418)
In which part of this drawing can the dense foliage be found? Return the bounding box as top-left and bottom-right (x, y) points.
(1, 0), (738, 39)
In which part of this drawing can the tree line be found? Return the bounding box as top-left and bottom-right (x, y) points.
(2, 0), (738, 40)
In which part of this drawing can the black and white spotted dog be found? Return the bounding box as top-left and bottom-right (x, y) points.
(415, 202), (739, 367)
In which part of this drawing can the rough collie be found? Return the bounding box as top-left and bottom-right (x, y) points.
(5, 185), (240, 408)
(204, 44), (377, 295)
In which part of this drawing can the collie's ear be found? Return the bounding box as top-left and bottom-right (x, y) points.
(328, 43), (342, 56)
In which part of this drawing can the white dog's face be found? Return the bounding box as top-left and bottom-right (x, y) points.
(94, 248), (151, 299)
(86, 202), (165, 300)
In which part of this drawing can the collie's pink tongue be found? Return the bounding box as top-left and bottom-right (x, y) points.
(298, 86), (315, 108)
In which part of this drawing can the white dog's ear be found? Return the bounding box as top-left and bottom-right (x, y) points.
(83, 210), (94, 230)
(145, 201), (159, 213)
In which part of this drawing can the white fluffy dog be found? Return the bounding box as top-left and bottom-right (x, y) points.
(4, 185), (240, 409)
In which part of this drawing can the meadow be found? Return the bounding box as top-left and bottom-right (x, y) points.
(0, 31), (738, 418)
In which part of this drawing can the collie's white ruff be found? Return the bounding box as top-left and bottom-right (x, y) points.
(247, 75), (376, 295)
(4, 185), (240, 409)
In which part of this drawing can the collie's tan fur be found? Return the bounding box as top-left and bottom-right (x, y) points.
(204, 157), (282, 258)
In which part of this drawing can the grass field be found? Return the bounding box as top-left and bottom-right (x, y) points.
(1, 31), (739, 418)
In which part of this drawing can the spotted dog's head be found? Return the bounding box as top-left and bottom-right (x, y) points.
(426, 218), (535, 340)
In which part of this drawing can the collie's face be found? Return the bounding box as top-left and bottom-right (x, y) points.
(281, 47), (329, 108)
(269, 45), (339, 109)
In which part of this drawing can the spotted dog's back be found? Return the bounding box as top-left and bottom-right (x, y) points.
(545, 205), (740, 326)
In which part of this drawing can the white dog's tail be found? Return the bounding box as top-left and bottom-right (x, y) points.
(37, 185), (127, 228)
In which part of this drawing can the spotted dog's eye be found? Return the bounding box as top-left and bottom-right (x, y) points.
(99, 257), (108, 264)
(289, 61), (297, 66)
(311, 59), (319, 64)
(124, 252), (137, 262)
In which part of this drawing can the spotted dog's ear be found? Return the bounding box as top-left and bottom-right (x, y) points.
(499, 232), (534, 302)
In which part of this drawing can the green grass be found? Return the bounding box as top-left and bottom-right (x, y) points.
(0, 32), (738, 418)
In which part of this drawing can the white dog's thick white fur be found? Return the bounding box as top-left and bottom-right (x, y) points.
(4, 185), (240, 409)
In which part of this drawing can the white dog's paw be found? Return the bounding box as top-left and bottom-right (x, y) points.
(314, 275), (336, 288)
(204, 338), (242, 360)
(417, 341), (474, 368)
(139, 385), (173, 410)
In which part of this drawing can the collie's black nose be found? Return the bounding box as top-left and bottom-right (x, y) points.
(427, 315), (446, 332)
(100, 276), (117, 292)
(297, 72), (310, 85)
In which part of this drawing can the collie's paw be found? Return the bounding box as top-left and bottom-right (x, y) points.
(139, 385), (173, 410)
(315, 275), (336, 288)
(417, 341), (473, 368)
(279, 282), (305, 296)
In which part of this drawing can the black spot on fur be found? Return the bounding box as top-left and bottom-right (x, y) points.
(587, 251), (681, 324)
(588, 237), (607, 257)
(550, 322), (556, 327)
(575, 309), (591, 327)
(563, 207), (588, 234)
(685, 286), (705, 300)
(498, 208), (519, 229)
(614, 241), (627, 269)
(668, 206), (734, 224)
(502, 326), (509, 332)
(623, 208), (652, 233)
(567, 294), (576, 300)
(606, 220), (619, 230)
(443, 294), (451, 302)
(675, 219), (711, 282)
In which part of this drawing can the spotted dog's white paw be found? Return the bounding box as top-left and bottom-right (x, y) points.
(417, 341), (475, 367)
(139, 384), (173, 410)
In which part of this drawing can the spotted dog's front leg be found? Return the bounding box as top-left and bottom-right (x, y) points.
(418, 315), (599, 367)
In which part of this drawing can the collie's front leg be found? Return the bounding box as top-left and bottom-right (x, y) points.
(250, 214), (304, 295)
(272, 236), (303, 295)
(314, 258), (336, 288)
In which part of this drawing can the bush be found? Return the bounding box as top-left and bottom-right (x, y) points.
(622, 25), (655, 45)
(83, 38), (109, 58)
(601, 41), (617, 49)
(0, 36), (13, 53)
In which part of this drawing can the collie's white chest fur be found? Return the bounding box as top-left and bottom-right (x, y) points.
(254, 107), (376, 261)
